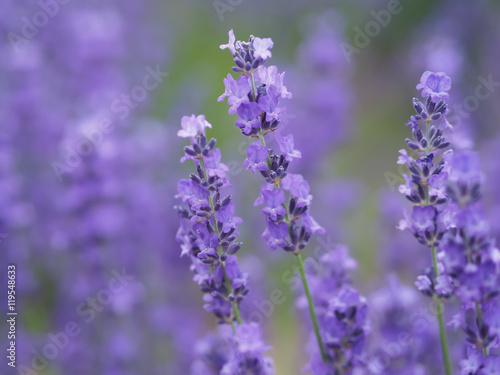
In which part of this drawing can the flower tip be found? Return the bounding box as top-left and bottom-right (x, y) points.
(220, 29), (236, 54)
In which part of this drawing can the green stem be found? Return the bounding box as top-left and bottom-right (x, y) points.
(199, 159), (243, 329)
(431, 245), (452, 375)
(296, 252), (327, 363)
(258, 130), (272, 168)
(250, 71), (257, 100)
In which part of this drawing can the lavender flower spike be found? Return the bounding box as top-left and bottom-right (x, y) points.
(175, 116), (246, 326)
(219, 30), (368, 371)
(397, 71), (454, 375)
(175, 114), (275, 374)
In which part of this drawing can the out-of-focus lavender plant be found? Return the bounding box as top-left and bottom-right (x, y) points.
(218, 29), (369, 373)
(367, 274), (441, 374)
(396, 71), (454, 374)
(190, 323), (274, 375)
(175, 115), (274, 374)
(482, 137), (500, 240)
(288, 13), (363, 246)
(297, 246), (369, 374)
(437, 151), (500, 373)
(1, 1), (203, 372)
(288, 13), (353, 167)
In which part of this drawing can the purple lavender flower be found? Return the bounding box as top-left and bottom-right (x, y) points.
(262, 189), (286, 221)
(367, 275), (442, 374)
(218, 74), (252, 115)
(216, 202), (243, 235)
(262, 219), (289, 250)
(235, 102), (262, 135)
(439, 151), (500, 365)
(190, 322), (274, 375)
(219, 29), (367, 374)
(221, 324), (274, 375)
(275, 133), (302, 162)
(175, 114), (276, 373)
(286, 16), (353, 165)
(175, 116), (248, 324)
(218, 32), (323, 254)
(243, 142), (269, 174)
(416, 71), (452, 103)
(299, 246), (369, 374)
(220, 29), (273, 74)
(177, 114), (212, 140)
(397, 71), (455, 374)
(251, 37), (274, 61)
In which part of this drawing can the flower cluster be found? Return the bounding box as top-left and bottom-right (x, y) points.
(175, 114), (248, 324)
(300, 246), (369, 374)
(439, 151), (500, 372)
(218, 29), (324, 254)
(397, 71), (454, 298)
(175, 114), (274, 374)
(220, 29), (274, 74)
(396, 71), (456, 375)
(191, 324), (274, 375)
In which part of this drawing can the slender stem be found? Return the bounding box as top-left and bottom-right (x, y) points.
(199, 159), (243, 328)
(258, 130), (272, 168)
(431, 245), (452, 375)
(250, 71), (257, 100)
(475, 302), (489, 356)
(296, 252), (327, 363)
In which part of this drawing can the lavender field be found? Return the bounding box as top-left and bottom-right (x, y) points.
(2, 1), (500, 374)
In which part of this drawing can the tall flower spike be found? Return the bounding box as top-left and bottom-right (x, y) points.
(396, 71), (454, 375)
(219, 30), (368, 372)
(175, 114), (274, 374)
(439, 151), (500, 372)
(175, 115), (246, 325)
(218, 30), (321, 256)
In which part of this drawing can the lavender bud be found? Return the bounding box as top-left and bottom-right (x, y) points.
(192, 143), (202, 154)
(227, 242), (242, 255)
(413, 98), (424, 114)
(221, 195), (231, 207)
(207, 138), (217, 150)
(431, 112), (441, 121)
(234, 56), (245, 68)
(190, 173), (201, 184)
(184, 146), (197, 156)
(406, 138), (420, 150)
